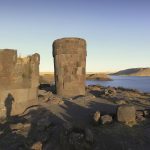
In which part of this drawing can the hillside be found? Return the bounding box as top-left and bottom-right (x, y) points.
(112, 68), (150, 76)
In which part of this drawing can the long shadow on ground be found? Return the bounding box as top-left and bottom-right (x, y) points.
(0, 99), (150, 150)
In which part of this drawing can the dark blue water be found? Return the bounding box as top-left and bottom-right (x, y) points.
(86, 76), (150, 93)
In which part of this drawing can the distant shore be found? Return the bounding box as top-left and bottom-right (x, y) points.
(40, 72), (112, 84)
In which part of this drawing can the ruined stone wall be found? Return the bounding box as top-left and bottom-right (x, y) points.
(53, 38), (87, 98)
(0, 49), (40, 118)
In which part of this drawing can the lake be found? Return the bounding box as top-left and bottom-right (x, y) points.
(86, 76), (150, 93)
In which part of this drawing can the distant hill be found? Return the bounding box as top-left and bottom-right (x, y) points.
(112, 68), (150, 76)
(86, 73), (112, 81)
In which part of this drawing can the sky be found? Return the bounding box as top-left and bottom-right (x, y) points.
(0, 0), (150, 72)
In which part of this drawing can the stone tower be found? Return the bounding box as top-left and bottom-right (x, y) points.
(0, 49), (40, 118)
(53, 38), (87, 97)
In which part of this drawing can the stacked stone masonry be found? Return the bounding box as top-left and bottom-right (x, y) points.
(0, 49), (40, 118)
(53, 38), (87, 98)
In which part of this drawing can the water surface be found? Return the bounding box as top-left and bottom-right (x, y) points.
(87, 76), (150, 93)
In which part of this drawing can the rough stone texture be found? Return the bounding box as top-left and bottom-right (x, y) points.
(136, 111), (145, 122)
(0, 49), (40, 118)
(117, 105), (136, 126)
(31, 141), (42, 150)
(53, 38), (87, 98)
(101, 115), (113, 125)
(93, 111), (101, 123)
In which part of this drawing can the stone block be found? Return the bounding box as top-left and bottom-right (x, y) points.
(117, 105), (136, 126)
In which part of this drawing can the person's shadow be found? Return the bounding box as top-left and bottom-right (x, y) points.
(4, 93), (15, 119)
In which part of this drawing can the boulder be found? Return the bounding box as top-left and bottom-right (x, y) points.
(93, 111), (100, 123)
(101, 115), (113, 125)
(136, 111), (145, 122)
(117, 105), (136, 126)
(31, 141), (42, 150)
(103, 87), (117, 96)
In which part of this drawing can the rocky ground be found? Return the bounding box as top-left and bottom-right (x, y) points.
(0, 84), (150, 150)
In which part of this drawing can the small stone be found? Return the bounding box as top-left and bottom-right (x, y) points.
(89, 86), (101, 91)
(93, 111), (100, 123)
(144, 110), (150, 117)
(115, 100), (127, 105)
(10, 123), (24, 130)
(38, 90), (47, 96)
(117, 105), (136, 127)
(136, 111), (145, 122)
(85, 128), (94, 143)
(103, 87), (117, 96)
(101, 115), (113, 124)
(31, 141), (42, 150)
(38, 95), (45, 101)
(47, 96), (64, 105)
(23, 123), (31, 129)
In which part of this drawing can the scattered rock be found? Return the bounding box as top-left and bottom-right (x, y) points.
(115, 100), (127, 105)
(88, 85), (101, 91)
(136, 111), (145, 122)
(117, 105), (136, 127)
(101, 115), (113, 125)
(85, 128), (94, 143)
(47, 96), (64, 105)
(38, 89), (64, 104)
(10, 123), (24, 130)
(38, 90), (55, 102)
(31, 141), (42, 150)
(93, 111), (100, 123)
(144, 110), (150, 117)
(38, 95), (45, 101)
(38, 90), (48, 96)
(103, 87), (117, 96)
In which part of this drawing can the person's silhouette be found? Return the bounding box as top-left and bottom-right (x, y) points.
(4, 93), (14, 119)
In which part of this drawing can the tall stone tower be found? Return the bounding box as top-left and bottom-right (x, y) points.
(53, 38), (87, 98)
